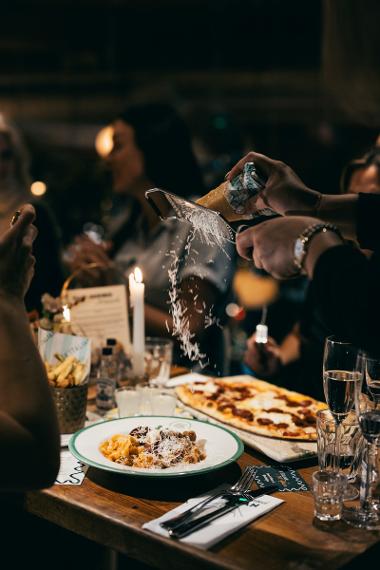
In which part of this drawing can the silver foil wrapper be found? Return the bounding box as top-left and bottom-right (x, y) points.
(225, 162), (274, 217)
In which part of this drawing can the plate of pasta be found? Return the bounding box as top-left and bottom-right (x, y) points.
(69, 416), (243, 477)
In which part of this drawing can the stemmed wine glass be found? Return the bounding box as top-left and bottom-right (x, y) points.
(323, 337), (362, 499)
(344, 353), (380, 529)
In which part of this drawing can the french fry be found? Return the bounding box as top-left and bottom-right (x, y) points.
(52, 355), (75, 377)
(54, 353), (65, 363)
(57, 360), (74, 385)
(56, 375), (70, 388)
(44, 355), (86, 388)
(73, 363), (85, 386)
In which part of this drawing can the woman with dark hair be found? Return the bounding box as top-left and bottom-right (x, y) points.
(113, 103), (205, 198)
(68, 103), (235, 373)
(340, 146), (380, 195)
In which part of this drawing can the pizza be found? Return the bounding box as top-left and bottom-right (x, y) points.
(175, 376), (326, 441)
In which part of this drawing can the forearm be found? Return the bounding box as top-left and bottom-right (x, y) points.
(0, 295), (60, 489)
(316, 194), (358, 240)
(145, 304), (173, 337)
(278, 330), (301, 366)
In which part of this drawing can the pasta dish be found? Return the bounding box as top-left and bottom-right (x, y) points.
(99, 426), (206, 469)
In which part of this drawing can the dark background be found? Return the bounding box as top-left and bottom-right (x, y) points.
(1, 0), (379, 243)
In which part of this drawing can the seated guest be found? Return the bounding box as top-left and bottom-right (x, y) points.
(0, 204), (60, 490)
(66, 103), (236, 373)
(340, 145), (380, 196)
(243, 148), (380, 400)
(0, 116), (64, 313)
(231, 151), (380, 362)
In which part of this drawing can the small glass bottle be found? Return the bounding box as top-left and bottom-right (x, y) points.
(106, 337), (129, 387)
(106, 338), (118, 369)
(96, 347), (118, 413)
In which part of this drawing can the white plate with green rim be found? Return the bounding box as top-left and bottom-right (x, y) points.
(69, 415), (243, 477)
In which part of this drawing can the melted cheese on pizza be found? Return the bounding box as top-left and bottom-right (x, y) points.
(176, 376), (326, 440)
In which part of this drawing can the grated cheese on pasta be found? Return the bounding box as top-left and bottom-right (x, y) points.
(100, 426), (206, 469)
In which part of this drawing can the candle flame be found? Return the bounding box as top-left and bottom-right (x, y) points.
(134, 267), (143, 283)
(62, 304), (71, 322)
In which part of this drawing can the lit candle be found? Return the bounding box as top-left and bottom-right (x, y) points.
(129, 272), (136, 308)
(62, 304), (71, 323)
(132, 267), (145, 377)
(61, 304), (71, 334)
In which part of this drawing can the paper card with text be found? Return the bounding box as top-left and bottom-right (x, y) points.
(64, 285), (131, 352)
(254, 464), (309, 492)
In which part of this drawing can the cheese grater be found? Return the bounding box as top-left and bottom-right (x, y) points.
(145, 162), (277, 244)
(145, 188), (236, 243)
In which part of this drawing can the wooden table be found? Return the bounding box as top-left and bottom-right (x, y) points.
(25, 445), (380, 570)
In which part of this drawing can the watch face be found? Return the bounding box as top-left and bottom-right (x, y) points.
(294, 238), (304, 262)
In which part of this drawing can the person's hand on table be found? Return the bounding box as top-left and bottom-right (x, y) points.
(244, 333), (282, 378)
(65, 235), (113, 271)
(0, 204), (37, 300)
(226, 151), (322, 217)
(236, 216), (344, 279)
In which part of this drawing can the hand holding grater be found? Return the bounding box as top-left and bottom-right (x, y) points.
(145, 162), (277, 244)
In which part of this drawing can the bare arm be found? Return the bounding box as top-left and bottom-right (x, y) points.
(0, 205), (60, 491)
(278, 324), (302, 366)
(244, 324), (301, 378)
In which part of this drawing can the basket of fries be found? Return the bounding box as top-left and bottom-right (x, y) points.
(47, 354), (88, 433)
(38, 329), (91, 433)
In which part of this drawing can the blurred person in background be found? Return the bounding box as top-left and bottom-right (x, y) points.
(241, 147), (380, 400)
(66, 103), (236, 373)
(340, 145), (380, 196)
(0, 116), (64, 313)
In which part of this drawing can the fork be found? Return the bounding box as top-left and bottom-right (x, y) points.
(160, 465), (257, 531)
(168, 484), (279, 539)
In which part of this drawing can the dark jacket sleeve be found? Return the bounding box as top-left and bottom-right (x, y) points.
(309, 244), (380, 355)
(357, 193), (380, 250)
(25, 201), (65, 313)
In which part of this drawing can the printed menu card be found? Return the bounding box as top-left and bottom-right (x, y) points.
(64, 285), (131, 351)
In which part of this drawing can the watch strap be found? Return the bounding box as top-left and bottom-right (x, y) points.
(294, 223), (343, 270)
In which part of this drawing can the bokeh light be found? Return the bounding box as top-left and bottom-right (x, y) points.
(95, 125), (114, 157)
(31, 181), (47, 196)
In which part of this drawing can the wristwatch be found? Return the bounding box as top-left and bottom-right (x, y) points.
(293, 223), (342, 271)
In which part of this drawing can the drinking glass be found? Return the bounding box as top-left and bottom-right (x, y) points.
(115, 386), (141, 417)
(344, 354), (380, 529)
(150, 389), (177, 415)
(144, 337), (173, 386)
(316, 409), (363, 500)
(323, 337), (362, 473)
(311, 470), (347, 521)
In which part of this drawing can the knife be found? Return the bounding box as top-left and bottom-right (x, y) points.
(168, 485), (278, 539)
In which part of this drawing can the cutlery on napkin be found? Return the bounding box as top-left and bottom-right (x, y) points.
(168, 485), (279, 539)
(143, 484), (284, 549)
